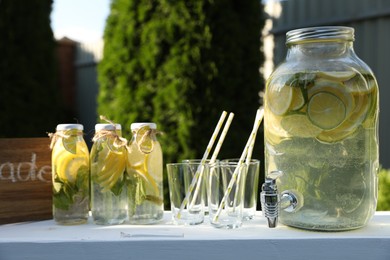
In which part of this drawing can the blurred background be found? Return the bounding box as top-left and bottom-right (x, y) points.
(1, 0), (390, 209)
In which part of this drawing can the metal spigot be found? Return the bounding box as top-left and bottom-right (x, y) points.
(260, 177), (279, 228)
(260, 170), (301, 228)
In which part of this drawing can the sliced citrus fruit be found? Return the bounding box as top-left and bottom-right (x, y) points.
(266, 81), (292, 116)
(98, 149), (125, 176)
(97, 150), (126, 191)
(307, 92), (347, 130)
(136, 126), (154, 154)
(62, 136), (77, 154)
(280, 114), (322, 138)
(264, 109), (290, 144)
(344, 73), (372, 95)
(126, 141), (160, 194)
(348, 92), (370, 126)
(57, 154), (87, 183)
(317, 71), (356, 81)
(362, 86), (378, 129)
(52, 147), (65, 167)
(53, 181), (62, 193)
(308, 79), (354, 117)
(289, 87), (305, 111)
(147, 142), (163, 183)
(316, 92), (370, 143)
(316, 128), (355, 143)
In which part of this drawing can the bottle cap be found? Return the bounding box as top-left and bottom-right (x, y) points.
(131, 122), (157, 130)
(95, 123), (121, 131)
(56, 124), (83, 131)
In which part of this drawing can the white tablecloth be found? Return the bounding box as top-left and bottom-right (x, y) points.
(1, 212), (390, 260)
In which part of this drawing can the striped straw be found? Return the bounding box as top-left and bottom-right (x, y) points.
(246, 108), (264, 163)
(212, 107), (264, 222)
(233, 107), (264, 208)
(188, 112), (235, 209)
(177, 111), (228, 219)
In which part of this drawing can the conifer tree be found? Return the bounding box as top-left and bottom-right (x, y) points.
(98, 0), (265, 164)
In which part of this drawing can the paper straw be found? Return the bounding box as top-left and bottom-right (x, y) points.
(246, 107), (264, 163)
(210, 112), (235, 163)
(212, 108), (264, 222)
(232, 107), (264, 208)
(177, 111), (227, 218)
(188, 112), (235, 209)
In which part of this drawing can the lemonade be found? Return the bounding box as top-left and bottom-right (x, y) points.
(51, 124), (90, 225)
(265, 70), (379, 230)
(126, 123), (164, 224)
(90, 124), (127, 225)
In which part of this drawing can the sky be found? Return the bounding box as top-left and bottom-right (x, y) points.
(50, 0), (281, 43)
(51, 0), (111, 43)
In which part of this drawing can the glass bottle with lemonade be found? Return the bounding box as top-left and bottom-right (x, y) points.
(90, 123), (128, 225)
(264, 26), (379, 231)
(50, 124), (90, 225)
(126, 122), (164, 224)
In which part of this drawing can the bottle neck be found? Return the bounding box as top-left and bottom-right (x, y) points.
(285, 26), (355, 60)
(58, 129), (83, 137)
(286, 40), (354, 60)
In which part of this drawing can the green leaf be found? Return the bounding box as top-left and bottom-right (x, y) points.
(286, 72), (316, 89)
(52, 167), (89, 211)
(110, 174), (126, 196)
(53, 176), (75, 210)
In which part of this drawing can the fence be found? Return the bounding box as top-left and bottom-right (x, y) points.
(74, 41), (103, 145)
(264, 0), (390, 167)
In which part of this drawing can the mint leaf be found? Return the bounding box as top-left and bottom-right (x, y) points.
(286, 72), (316, 103)
(110, 174), (126, 196)
(53, 167), (89, 211)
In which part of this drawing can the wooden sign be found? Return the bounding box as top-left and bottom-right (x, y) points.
(0, 138), (52, 224)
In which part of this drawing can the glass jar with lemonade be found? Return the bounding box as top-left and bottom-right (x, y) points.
(50, 124), (90, 225)
(90, 123), (128, 225)
(264, 27), (379, 231)
(126, 122), (164, 224)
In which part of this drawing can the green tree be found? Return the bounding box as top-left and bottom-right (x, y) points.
(378, 168), (390, 211)
(98, 0), (265, 205)
(0, 0), (60, 137)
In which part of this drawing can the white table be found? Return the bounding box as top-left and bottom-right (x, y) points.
(1, 212), (390, 260)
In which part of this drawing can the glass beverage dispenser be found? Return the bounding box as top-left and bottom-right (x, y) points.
(261, 26), (379, 231)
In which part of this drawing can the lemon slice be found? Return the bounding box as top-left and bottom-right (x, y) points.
(362, 87), (378, 128)
(316, 93), (370, 143)
(53, 181), (62, 193)
(290, 87), (305, 111)
(308, 79), (354, 116)
(280, 114), (322, 138)
(57, 154), (87, 183)
(266, 81), (292, 116)
(307, 92), (347, 130)
(345, 74), (377, 96)
(317, 71), (356, 81)
(264, 109), (290, 144)
(348, 92), (370, 126)
(316, 129), (355, 143)
(136, 126), (154, 154)
(126, 141), (161, 194)
(147, 142), (163, 183)
(97, 150), (126, 191)
(62, 137), (77, 154)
